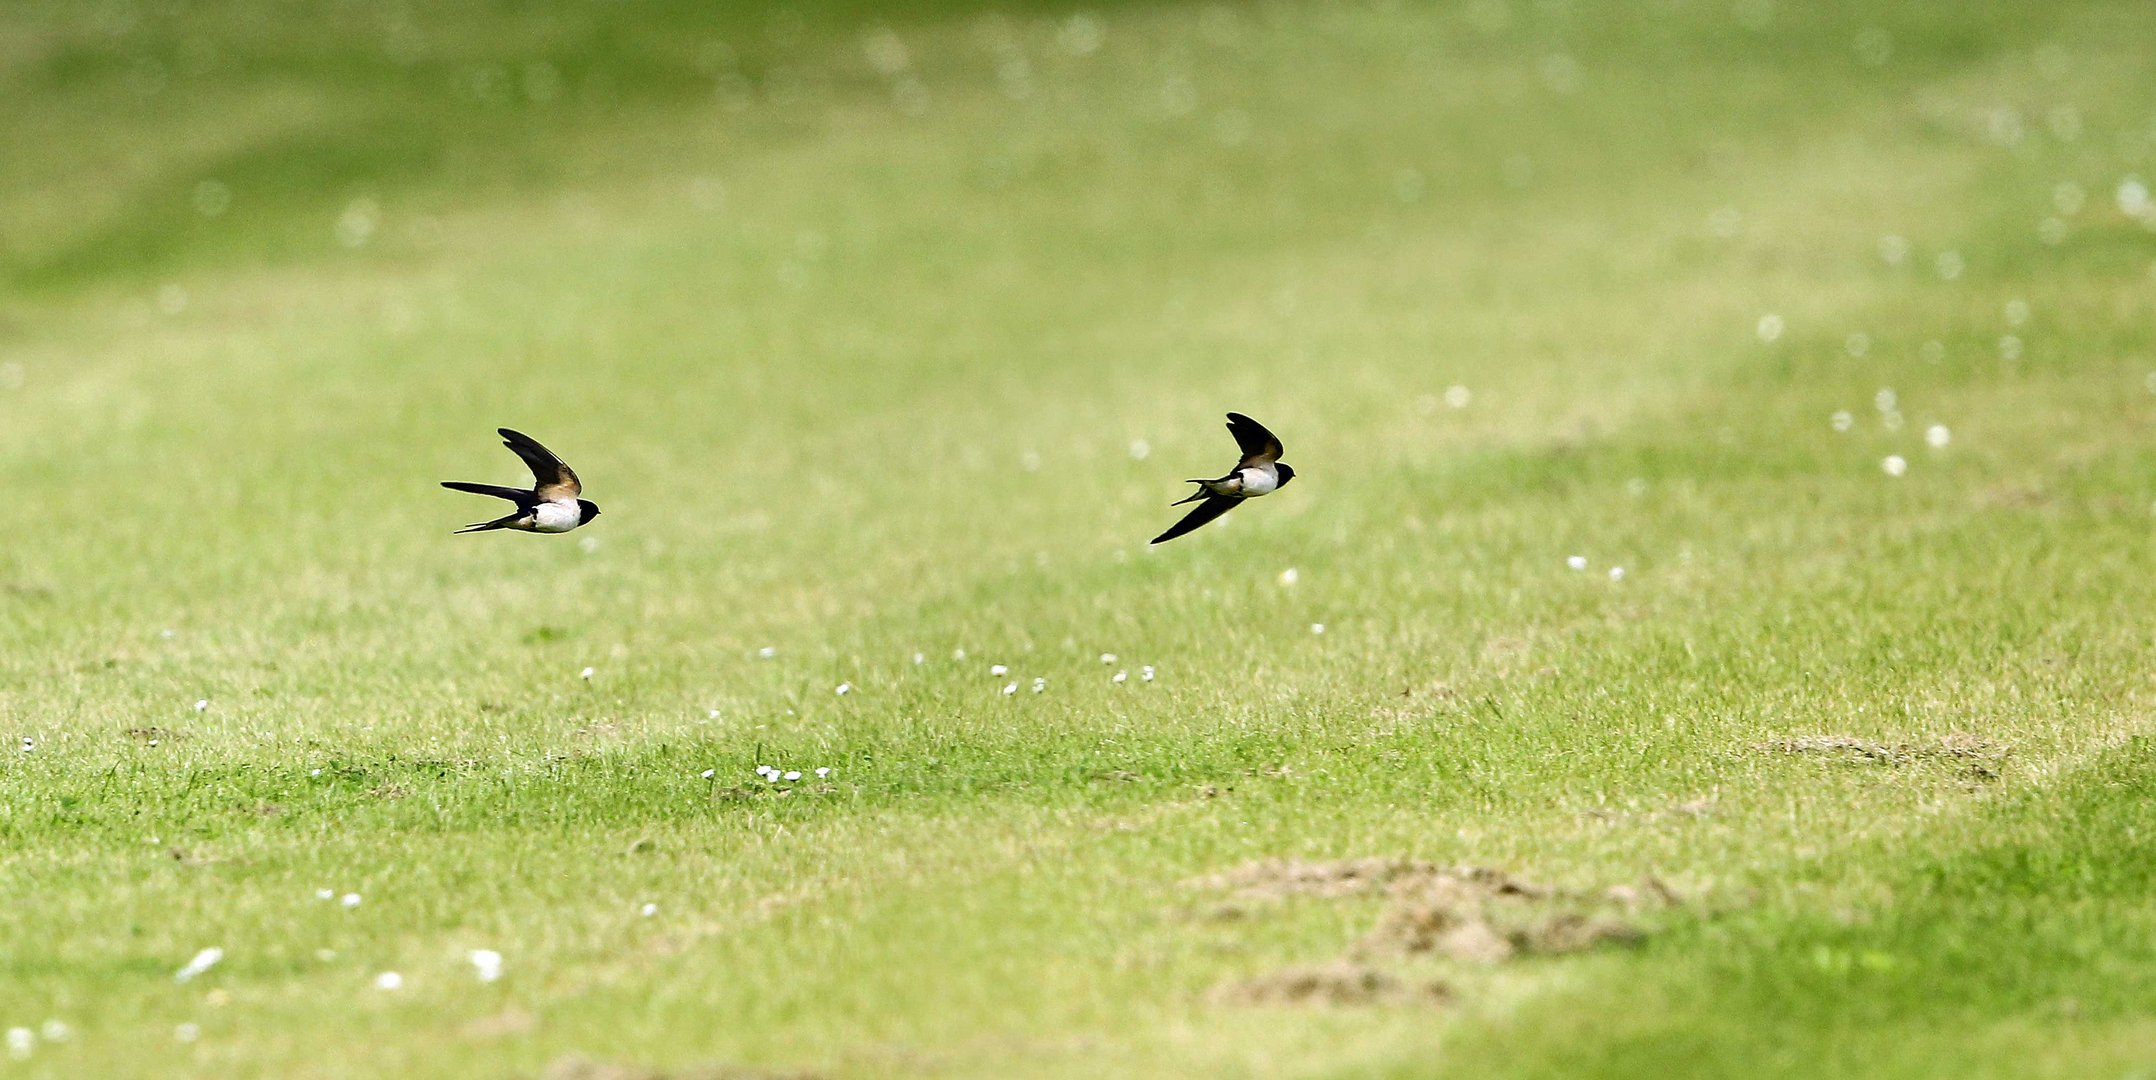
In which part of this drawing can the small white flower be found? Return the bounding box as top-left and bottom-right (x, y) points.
(1031, 677), (1046, 692)
(1111, 671), (1128, 683)
(757, 646), (777, 659)
(1310, 623), (1326, 635)
(706, 709), (720, 719)
(783, 770), (802, 781)
(953, 648), (967, 660)
(7, 1027), (32, 1060)
(815, 767), (831, 778)
(990, 664), (1008, 676)
(174, 1023), (200, 1043)
(1567, 555), (1589, 571)
(1001, 682), (1018, 695)
(1141, 666), (1155, 682)
(373, 971), (403, 991)
(341, 893), (362, 909)
(309, 768), (321, 776)
(1882, 454), (1908, 477)
(640, 902), (658, 917)
(1444, 385), (1472, 408)
(579, 667), (595, 680)
(1279, 567), (1299, 585)
(1100, 653), (1117, 664)
(2004, 299), (2030, 326)
(699, 769), (716, 779)
(1925, 424), (1951, 448)
(1874, 387), (1897, 413)
(1756, 314), (1784, 342)
(174, 947), (224, 983)
(468, 949), (503, 983)
(1999, 335), (2023, 361)
(834, 682), (852, 695)
(315, 888), (334, 901)
(1128, 439), (1151, 460)
(1831, 410), (1854, 432)
(1608, 566), (1626, 582)
(911, 652), (925, 665)
(755, 765), (774, 777)
(19, 737), (31, 753)
(193, 699), (209, 712)
(38, 1021), (67, 1043)
(1877, 233), (1910, 265)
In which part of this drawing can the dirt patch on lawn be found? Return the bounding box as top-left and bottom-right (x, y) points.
(539, 1058), (824, 1080)
(1189, 857), (1475, 899)
(1195, 859), (1682, 1008)
(1757, 733), (1998, 766)
(1354, 867), (1666, 963)
(1209, 961), (1451, 1008)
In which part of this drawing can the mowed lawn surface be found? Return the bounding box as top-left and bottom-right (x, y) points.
(4, 1), (2156, 1077)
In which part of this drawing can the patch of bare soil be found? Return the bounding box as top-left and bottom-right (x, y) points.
(1757, 733), (1997, 766)
(1194, 860), (1684, 1007)
(539, 1057), (824, 1080)
(1355, 868), (1663, 962)
(1209, 961), (1450, 1008)
(1186, 857), (1445, 899)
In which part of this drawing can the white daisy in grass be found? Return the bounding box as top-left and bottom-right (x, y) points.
(1001, 682), (1018, 696)
(1279, 567), (1298, 585)
(1567, 555), (1588, 571)
(579, 667), (594, 680)
(816, 767), (832, 778)
(783, 770), (802, 781)
(174, 948), (224, 983)
(757, 646), (777, 659)
(640, 902), (658, 917)
(174, 1023), (199, 1043)
(37, 1021), (66, 1044)
(7, 1028), (31, 1060)
(1112, 671), (1128, 684)
(1882, 455), (1908, 477)
(700, 769), (716, 779)
(341, 893), (362, 909)
(1141, 666), (1155, 682)
(194, 700), (209, 712)
(1609, 567), (1626, 582)
(1926, 424), (1952, 448)
(835, 682), (852, 696)
(1310, 623), (1326, 635)
(1032, 677), (1047, 693)
(1100, 653), (1118, 664)
(990, 664), (1008, 677)
(469, 950), (503, 983)
(373, 971), (403, 991)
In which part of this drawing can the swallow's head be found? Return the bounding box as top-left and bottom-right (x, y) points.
(579, 500), (602, 522)
(1274, 463), (1295, 487)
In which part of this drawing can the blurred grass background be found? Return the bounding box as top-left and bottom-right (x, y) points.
(2, 1), (2155, 1077)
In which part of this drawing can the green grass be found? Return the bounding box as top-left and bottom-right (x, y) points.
(3, 0), (2156, 1076)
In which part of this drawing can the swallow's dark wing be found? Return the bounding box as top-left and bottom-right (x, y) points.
(441, 481), (536, 506)
(1151, 494), (1238, 545)
(1225, 412), (1283, 468)
(498, 428), (580, 499)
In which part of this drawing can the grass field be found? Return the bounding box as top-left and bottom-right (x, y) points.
(4, 1), (2156, 1076)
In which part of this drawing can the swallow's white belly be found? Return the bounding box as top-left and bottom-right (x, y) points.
(1237, 467), (1279, 497)
(531, 500), (582, 532)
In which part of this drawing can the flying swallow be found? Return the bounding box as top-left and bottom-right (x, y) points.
(1151, 412), (1295, 544)
(441, 428), (601, 534)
